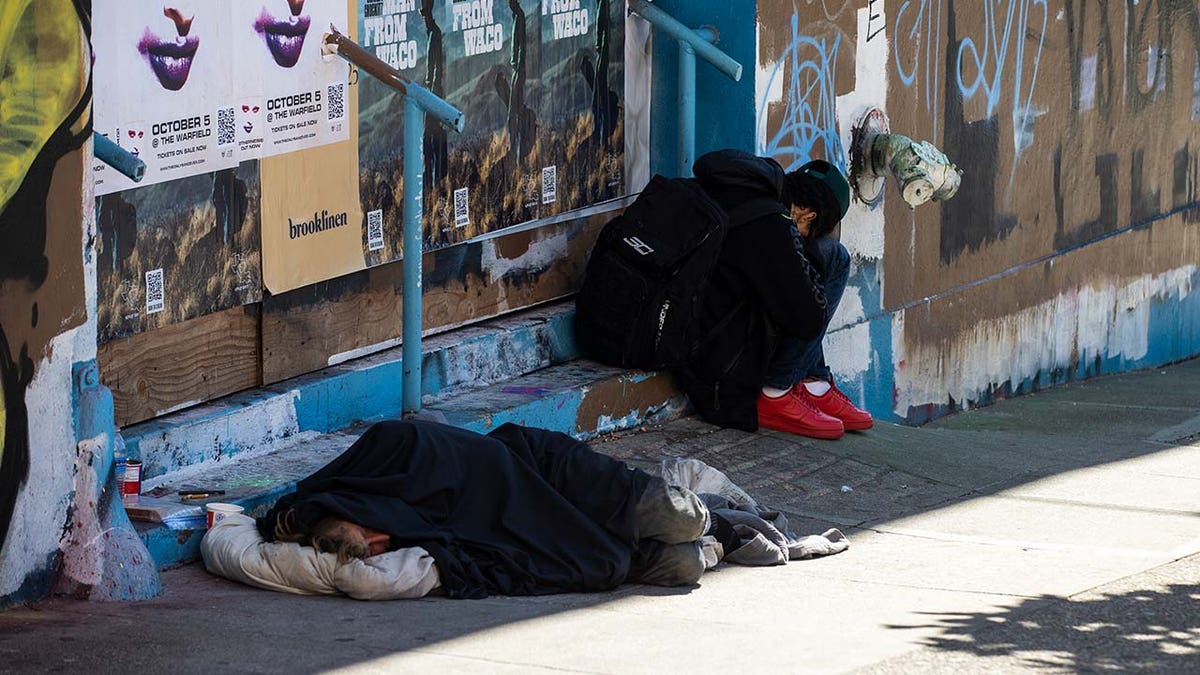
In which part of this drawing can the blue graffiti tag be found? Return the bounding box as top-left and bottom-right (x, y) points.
(757, 13), (846, 172)
(893, 0), (945, 141)
(956, 0), (1048, 155)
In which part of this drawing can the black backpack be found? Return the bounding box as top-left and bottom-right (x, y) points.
(575, 174), (779, 370)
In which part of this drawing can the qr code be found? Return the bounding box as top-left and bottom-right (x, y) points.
(216, 106), (235, 147)
(366, 209), (384, 251)
(145, 268), (165, 315)
(327, 82), (346, 121)
(542, 165), (558, 204)
(453, 187), (470, 227)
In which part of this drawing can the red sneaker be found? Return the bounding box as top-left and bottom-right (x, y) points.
(803, 382), (874, 431)
(757, 388), (845, 439)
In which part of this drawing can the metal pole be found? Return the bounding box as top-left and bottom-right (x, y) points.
(93, 132), (146, 182)
(628, 0), (742, 81)
(678, 40), (696, 177)
(401, 97), (426, 417)
(676, 27), (718, 177)
(323, 28), (464, 133)
(322, 27), (464, 416)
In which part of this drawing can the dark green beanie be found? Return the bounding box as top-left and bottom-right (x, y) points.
(784, 160), (850, 237)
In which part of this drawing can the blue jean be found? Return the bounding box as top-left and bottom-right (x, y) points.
(763, 236), (851, 389)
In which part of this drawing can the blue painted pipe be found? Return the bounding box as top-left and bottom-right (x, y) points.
(322, 27), (463, 416)
(678, 40), (695, 177)
(401, 97), (425, 416)
(676, 27), (717, 177)
(93, 131), (146, 182)
(629, 1), (740, 176)
(323, 29), (464, 133)
(628, 0), (742, 81)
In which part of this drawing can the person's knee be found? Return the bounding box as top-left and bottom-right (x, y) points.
(815, 237), (850, 282)
(632, 541), (706, 587)
(635, 479), (709, 545)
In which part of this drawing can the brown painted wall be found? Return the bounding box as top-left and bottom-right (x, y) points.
(756, 1), (1200, 420)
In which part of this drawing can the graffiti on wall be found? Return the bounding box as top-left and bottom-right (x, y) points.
(1055, 0), (1200, 248)
(757, 10), (848, 172)
(756, 1), (1199, 420)
(0, 0), (91, 559)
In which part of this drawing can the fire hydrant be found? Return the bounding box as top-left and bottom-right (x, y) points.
(850, 107), (962, 209)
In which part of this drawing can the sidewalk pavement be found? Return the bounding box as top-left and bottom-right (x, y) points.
(2, 359), (1198, 674)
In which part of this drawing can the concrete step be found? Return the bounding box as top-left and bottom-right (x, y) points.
(121, 303), (579, 483)
(134, 359), (688, 569)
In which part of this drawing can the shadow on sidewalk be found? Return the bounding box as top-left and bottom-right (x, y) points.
(883, 579), (1200, 672)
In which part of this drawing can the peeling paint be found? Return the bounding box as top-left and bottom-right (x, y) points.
(479, 229), (571, 282)
(826, 287), (872, 383)
(0, 330), (80, 599)
(133, 390), (301, 480)
(893, 266), (1199, 415)
(836, 6), (889, 261)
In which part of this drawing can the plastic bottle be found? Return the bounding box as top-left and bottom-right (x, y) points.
(113, 439), (127, 496)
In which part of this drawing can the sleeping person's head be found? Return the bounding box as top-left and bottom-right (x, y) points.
(273, 509), (393, 563)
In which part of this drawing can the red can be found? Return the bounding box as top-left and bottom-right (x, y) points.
(123, 459), (142, 496)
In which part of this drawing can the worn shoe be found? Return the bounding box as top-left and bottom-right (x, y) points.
(803, 382), (874, 431)
(758, 388), (845, 439)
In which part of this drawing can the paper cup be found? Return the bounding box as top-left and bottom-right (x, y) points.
(206, 502), (244, 528)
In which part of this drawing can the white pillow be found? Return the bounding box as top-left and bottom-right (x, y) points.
(201, 513), (441, 600)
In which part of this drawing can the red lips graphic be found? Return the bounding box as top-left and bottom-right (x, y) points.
(137, 7), (199, 91)
(254, 1), (311, 68)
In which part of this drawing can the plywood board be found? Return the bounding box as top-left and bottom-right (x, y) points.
(100, 305), (261, 427)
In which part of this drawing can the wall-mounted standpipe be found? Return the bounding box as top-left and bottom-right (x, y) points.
(628, 0), (742, 177)
(849, 107), (962, 209)
(93, 132), (146, 183)
(323, 27), (464, 417)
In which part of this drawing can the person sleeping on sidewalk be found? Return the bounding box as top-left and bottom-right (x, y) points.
(202, 420), (848, 600)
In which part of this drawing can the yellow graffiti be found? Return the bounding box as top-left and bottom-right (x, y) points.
(0, 0), (86, 210)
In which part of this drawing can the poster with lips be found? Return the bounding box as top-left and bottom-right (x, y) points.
(232, 0), (352, 159)
(93, 0), (240, 196)
(93, 0), (351, 192)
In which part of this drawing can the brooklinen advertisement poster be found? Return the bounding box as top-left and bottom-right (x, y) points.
(254, 0), (365, 293)
(92, 0), (240, 195)
(257, 0), (364, 293)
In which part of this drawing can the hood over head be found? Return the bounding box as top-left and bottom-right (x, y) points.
(692, 149), (786, 204)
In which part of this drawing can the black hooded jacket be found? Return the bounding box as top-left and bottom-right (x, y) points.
(258, 420), (658, 598)
(672, 150), (828, 430)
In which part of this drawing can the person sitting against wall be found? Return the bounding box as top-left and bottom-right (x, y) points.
(673, 150), (873, 440)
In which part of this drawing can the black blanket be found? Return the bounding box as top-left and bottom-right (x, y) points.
(259, 420), (654, 598)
